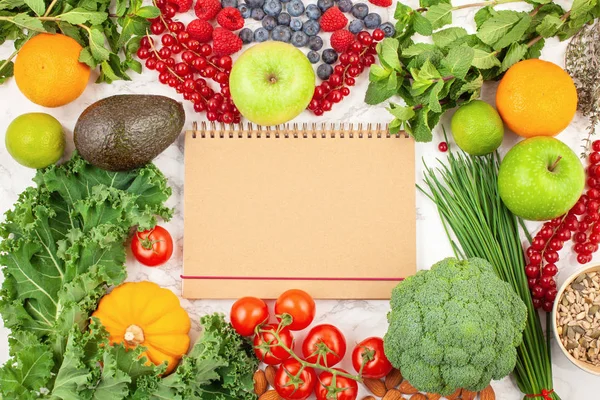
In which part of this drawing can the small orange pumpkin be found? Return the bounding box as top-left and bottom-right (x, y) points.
(92, 281), (191, 374)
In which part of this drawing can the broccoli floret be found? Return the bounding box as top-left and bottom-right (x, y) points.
(384, 257), (527, 396)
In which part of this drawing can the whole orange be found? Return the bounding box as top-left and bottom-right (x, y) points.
(14, 33), (91, 108)
(495, 59), (577, 138)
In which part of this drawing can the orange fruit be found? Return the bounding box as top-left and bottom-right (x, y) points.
(495, 59), (577, 138)
(14, 33), (91, 108)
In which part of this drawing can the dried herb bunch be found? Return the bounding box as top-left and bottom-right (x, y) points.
(566, 21), (600, 157)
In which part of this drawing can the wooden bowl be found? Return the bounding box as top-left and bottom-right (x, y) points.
(552, 264), (600, 375)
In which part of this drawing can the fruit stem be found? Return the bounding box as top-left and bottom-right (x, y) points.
(44, 0), (59, 17)
(549, 156), (562, 172)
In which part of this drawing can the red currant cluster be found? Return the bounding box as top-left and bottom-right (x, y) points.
(137, 1), (240, 123)
(525, 140), (600, 312)
(307, 29), (383, 116)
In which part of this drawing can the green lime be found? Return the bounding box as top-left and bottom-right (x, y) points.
(450, 100), (504, 156)
(5, 113), (65, 169)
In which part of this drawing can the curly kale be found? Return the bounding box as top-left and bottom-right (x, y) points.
(384, 257), (527, 396)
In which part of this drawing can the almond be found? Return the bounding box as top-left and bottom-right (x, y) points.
(265, 365), (276, 388)
(446, 388), (462, 400)
(398, 380), (419, 394)
(385, 368), (403, 389)
(480, 385), (496, 400)
(363, 378), (387, 397)
(258, 390), (281, 400)
(382, 389), (403, 400)
(427, 394), (442, 400)
(411, 394), (428, 400)
(253, 370), (268, 396)
(461, 389), (477, 400)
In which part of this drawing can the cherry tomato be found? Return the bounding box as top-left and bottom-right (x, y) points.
(274, 359), (317, 400)
(275, 289), (316, 331)
(351, 337), (393, 379)
(315, 369), (358, 400)
(302, 324), (346, 368)
(130, 226), (173, 267)
(230, 297), (269, 336)
(254, 324), (294, 365)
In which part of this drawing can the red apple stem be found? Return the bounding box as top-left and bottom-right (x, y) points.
(549, 156), (562, 172)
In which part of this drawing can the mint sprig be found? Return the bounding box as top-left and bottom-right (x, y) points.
(366, 0), (600, 142)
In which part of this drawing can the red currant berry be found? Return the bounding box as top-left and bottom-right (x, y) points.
(158, 47), (172, 59)
(556, 229), (571, 241)
(328, 90), (342, 103)
(150, 21), (165, 35)
(339, 53), (350, 65)
(345, 77), (355, 86)
(572, 201), (587, 215)
(529, 252), (542, 265)
(181, 51), (194, 63)
(539, 276), (555, 289)
(593, 141), (600, 152)
(438, 142), (448, 152)
(163, 4), (177, 18)
(357, 31), (373, 45)
(538, 226), (554, 239)
(542, 300), (554, 312)
(200, 44), (212, 56)
(589, 200), (600, 212)
(221, 86), (231, 98)
(137, 47), (151, 59)
(162, 34), (176, 46)
(334, 65), (345, 75)
(531, 237), (546, 250)
(341, 87), (350, 96)
(548, 238), (563, 251)
(322, 100), (333, 111)
(171, 43), (183, 54)
(190, 92), (202, 104)
(579, 221), (590, 232)
(321, 82), (331, 92)
(193, 102), (206, 112)
(155, 60), (167, 72)
(215, 72), (229, 84)
(203, 65), (217, 78)
(222, 112), (234, 124)
(218, 56), (232, 70)
(525, 264), (540, 278)
(348, 54), (360, 65)
(313, 108), (324, 116)
(308, 99), (319, 110)
(577, 253), (591, 264)
(544, 251), (559, 263)
(313, 86), (324, 99)
(348, 66), (360, 77)
(329, 73), (342, 86)
(372, 28), (384, 41)
(165, 57), (175, 67)
(532, 298), (542, 309)
(528, 277), (538, 289)
(545, 288), (558, 302)
(140, 36), (153, 49)
(183, 79), (196, 92)
(175, 83), (184, 94)
(363, 54), (376, 66)
(588, 177), (599, 188)
(174, 62), (190, 76)
(575, 232), (588, 243)
(587, 212), (600, 223)
(200, 86), (212, 97)
(167, 77), (178, 87)
(145, 57), (157, 70)
(350, 41), (363, 52)
(591, 152), (600, 164)
(542, 263), (558, 277)
(177, 31), (190, 42)
(583, 242), (595, 254)
(590, 233), (600, 244)
(158, 72), (170, 84)
(532, 285), (546, 298)
(589, 188), (600, 199)
(187, 39), (201, 51)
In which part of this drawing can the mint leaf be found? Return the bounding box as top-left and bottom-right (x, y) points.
(78, 47), (97, 68)
(474, 6), (494, 29)
(492, 14), (531, 50)
(0, 60), (14, 84)
(401, 43), (438, 57)
(413, 13), (433, 36)
(570, 0), (597, 20)
(388, 103), (416, 121)
(389, 118), (402, 135)
(369, 64), (391, 81)
(417, 59), (441, 80)
(135, 6), (160, 19)
(471, 48), (501, 69)
(411, 107), (434, 142)
(428, 80), (445, 113)
(432, 27), (468, 48)
(536, 14), (565, 37)
(476, 10), (520, 47)
(0, 0), (25, 10)
(425, 3), (452, 30)
(12, 13), (46, 32)
(59, 8), (108, 25)
(387, 71), (398, 90)
(127, 59), (142, 74)
(440, 46), (474, 80)
(501, 42), (528, 72)
(377, 38), (401, 71)
(455, 73), (483, 99)
(88, 26), (110, 62)
(57, 22), (86, 46)
(24, 0), (45, 16)
(365, 79), (397, 105)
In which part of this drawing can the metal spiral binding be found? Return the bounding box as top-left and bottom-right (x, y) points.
(190, 121), (409, 138)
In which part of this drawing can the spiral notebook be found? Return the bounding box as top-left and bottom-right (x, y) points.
(182, 122), (416, 299)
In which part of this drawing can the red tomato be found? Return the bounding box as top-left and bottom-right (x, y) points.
(274, 359), (316, 400)
(315, 369), (358, 400)
(131, 226), (173, 267)
(230, 297), (269, 336)
(254, 324), (294, 365)
(275, 289), (316, 331)
(351, 337), (393, 379)
(302, 324), (346, 368)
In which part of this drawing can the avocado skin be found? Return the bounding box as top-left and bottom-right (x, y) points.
(74, 95), (185, 171)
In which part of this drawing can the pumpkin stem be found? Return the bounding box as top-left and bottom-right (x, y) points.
(124, 324), (145, 346)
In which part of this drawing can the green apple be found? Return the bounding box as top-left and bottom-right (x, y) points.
(229, 42), (315, 126)
(498, 137), (585, 221)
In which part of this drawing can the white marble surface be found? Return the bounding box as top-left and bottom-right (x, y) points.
(0, 0), (599, 398)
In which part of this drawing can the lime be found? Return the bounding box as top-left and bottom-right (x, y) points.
(450, 100), (504, 156)
(5, 113), (65, 169)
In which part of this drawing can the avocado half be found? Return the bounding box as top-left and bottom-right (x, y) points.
(74, 94), (185, 171)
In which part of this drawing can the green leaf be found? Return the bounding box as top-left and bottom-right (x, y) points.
(401, 43), (438, 57)
(527, 37), (545, 59)
(365, 79), (397, 105)
(411, 107), (434, 142)
(93, 351), (132, 400)
(369, 63), (391, 81)
(420, 0), (451, 6)
(387, 70), (398, 90)
(411, 78), (433, 96)
(570, 0), (597, 20)
(536, 14), (565, 37)
(474, 6), (494, 29)
(78, 47), (96, 67)
(0, 0), (25, 10)
(455, 73), (483, 99)
(12, 13), (46, 32)
(57, 22), (86, 46)
(413, 13), (433, 36)
(428, 80), (445, 113)
(87, 26), (110, 62)
(440, 46), (474, 80)
(492, 14), (531, 50)
(0, 59), (14, 84)
(425, 3), (452, 30)
(387, 103), (416, 121)
(24, 0), (44, 16)
(471, 48), (501, 69)
(115, 0), (128, 16)
(389, 118), (402, 135)
(432, 27), (468, 48)
(501, 42), (528, 72)
(58, 8), (108, 25)
(135, 6), (161, 19)
(51, 329), (92, 399)
(476, 10), (520, 47)
(127, 59), (142, 74)
(417, 59), (441, 80)
(377, 38), (401, 71)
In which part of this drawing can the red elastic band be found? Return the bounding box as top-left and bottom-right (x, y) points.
(525, 389), (554, 400)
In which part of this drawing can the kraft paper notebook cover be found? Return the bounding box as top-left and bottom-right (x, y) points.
(182, 122), (416, 299)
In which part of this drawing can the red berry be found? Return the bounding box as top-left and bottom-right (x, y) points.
(308, 99), (319, 110)
(548, 238), (563, 251)
(589, 200), (600, 212)
(221, 85), (230, 97)
(572, 201), (586, 215)
(340, 87), (350, 96)
(529, 251), (542, 265)
(145, 57), (157, 70)
(579, 221), (590, 232)
(192, 57), (207, 69)
(137, 47), (151, 59)
(140, 36), (154, 48)
(348, 66), (360, 77)
(150, 21), (165, 35)
(372, 28), (385, 41)
(203, 65), (217, 78)
(368, 0), (392, 7)
(174, 62), (190, 76)
(200, 86), (212, 97)
(525, 264), (540, 278)
(532, 285), (545, 298)
(167, 77), (179, 87)
(531, 237), (546, 250)
(532, 298), (542, 309)
(538, 227), (554, 239)
(194, 102), (206, 112)
(171, 43), (183, 53)
(575, 232), (587, 243)
(223, 112), (234, 123)
(218, 56), (232, 70)
(183, 79), (196, 92)
(320, 7), (348, 32)
(590, 188), (600, 199)
(545, 288), (558, 302)
(539, 276), (554, 289)
(590, 233), (600, 244)
(212, 27), (242, 56)
(322, 100), (333, 111)
(528, 278), (538, 289)
(158, 72), (170, 84)
(169, 0), (193, 12)
(215, 71), (228, 83)
(363, 54), (376, 66)
(345, 77), (355, 86)
(556, 229), (571, 241)
(162, 35), (175, 46)
(158, 46), (172, 58)
(313, 108), (324, 116)
(542, 263), (558, 277)
(182, 51), (195, 63)
(544, 251), (559, 263)
(542, 300), (554, 312)
(195, 0), (222, 21)
(438, 142), (448, 152)
(321, 82), (331, 92)
(357, 31), (373, 45)
(217, 7), (245, 30)
(330, 30), (355, 53)
(587, 212), (600, 223)
(313, 86), (324, 99)
(339, 53), (350, 65)
(329, 73), (342, 86)
(350, 41), (363, 52)
(163, 4), (177, 18)
(583, 242), (595, 254)
(577, 253), (591, 264)
(156, 60), (167, 72)
(591, 152), (600, 165)
(593, 141), (600, 152)
(334, 65), (345, 75)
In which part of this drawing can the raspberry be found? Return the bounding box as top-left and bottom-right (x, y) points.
(168, 0), (193, 12)
(217, 7), (244, 31)
(320, 7), (348, 32)
(368, 0), (392, 7)
(195, 0), (221, 21)
(330, 30), (354, 53)
(187, 19), (214, 43)
(212, 27), (243, 56)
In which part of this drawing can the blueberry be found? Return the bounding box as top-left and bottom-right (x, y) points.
(351, 2), (368, 19)
(305, 4), (321, 20)
(286, 0), (305, 17)
(262, 15), (277, 30)
(317, 63), (333, 80)
(277, 12), (291, 25)
(251, 7), (265, 19)
(302, 19), (320, 36)
(348, 19), (364, 34)
(308, 35), (323, 51)
(317, 0), (334, 12)
(239, 27), (254, 43)
(280, 0), (290, 2)
(380, 22), (395, 37)
(322, 48), (338, 64)
(272, 25), (292, 42)
(246, 0), (264, 8)
(337, 0), (352, 12)
(238, 3), (251, 17)
(363, 12), (381, 29)
(254, 27), (270, 42)
(263, 0), (282, 16)
(290, 18), (303, 31)
(221, 0), (238, 7)
(291, 31), (309, 47)
(307, 50), (320, 64)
